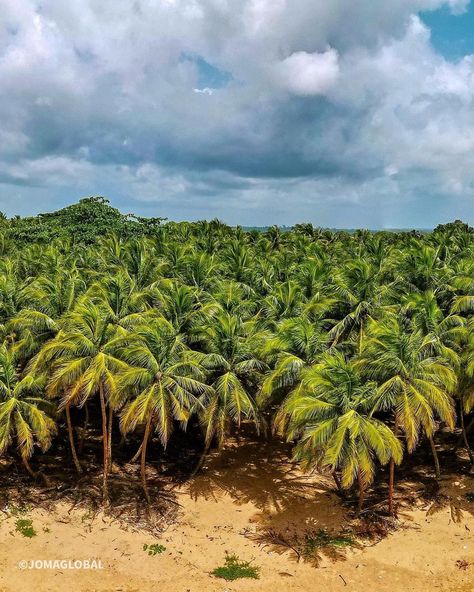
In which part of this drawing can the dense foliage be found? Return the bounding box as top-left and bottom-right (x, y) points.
(0, 197), (473, 514)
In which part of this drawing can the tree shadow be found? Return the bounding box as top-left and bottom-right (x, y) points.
(365, 438), (474, 522)
(250, 526), (362, 567)
(0, 436), (180, 534)
(181, 433), (358, 565)
(184, 436), (343, 517)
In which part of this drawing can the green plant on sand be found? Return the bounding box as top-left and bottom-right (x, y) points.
(212, 553), (260, 581)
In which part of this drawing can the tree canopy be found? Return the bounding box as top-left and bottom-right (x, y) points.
(0, 198), (472, 514)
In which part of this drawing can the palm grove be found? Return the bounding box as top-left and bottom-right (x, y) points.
(0, 198), (473, 515)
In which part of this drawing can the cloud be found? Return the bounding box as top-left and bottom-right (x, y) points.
(446, 0), (470, 14)
(193, 87), (214, 95)
(0, 1), (473, 227)
(274, 49), (339, 96)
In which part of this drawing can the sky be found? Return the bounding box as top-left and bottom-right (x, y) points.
(1, 1), (474, 228)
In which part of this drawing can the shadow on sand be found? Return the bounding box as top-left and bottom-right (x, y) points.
(0, 437), (180, 533)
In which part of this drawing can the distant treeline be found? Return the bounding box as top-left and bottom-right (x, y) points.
(0, 196), (470, 244)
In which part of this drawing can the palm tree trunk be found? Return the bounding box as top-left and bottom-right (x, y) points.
(429, 435), (441, 480)
(107, 405), (113, 475)
(78, 402), (89, 455)
(459, 402), (474, 464)
(388, 418), (399, 516)
(465, 416), (474, 438)
(99, 383), (109, 498)
(130, 442), (143, 464)
(357, 472), (365, 515)
(140, 415), (153, 503)
(22, 456), (38, 480)
(190, 442), (211, 478)
(454, 416), (474, 450)
(65, 404), (82, 474)
(22, 457), (50, 486)
(358, 325), (364, 354)
(388, 458), (395, 515)
(332, 471), (342, 491)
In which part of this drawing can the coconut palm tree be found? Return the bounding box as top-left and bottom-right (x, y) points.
(402, 289), (464, 363)
(263, 281), (304, 324)
(34, 301), (128, 495)
(147, 281), (218, 342)
(275, 351), (403, 513)
(329, 258), (392, 352)
(0, 342), (56, 480)
(451, 318), (474, 462)
(259, 316), (329, 405)
(117, 318), (211, 500)
(198, 312), (266, 454)
(357, 314), (457, 513)
(8, 268), (84, 363)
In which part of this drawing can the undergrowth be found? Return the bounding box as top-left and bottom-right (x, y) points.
(302, 529), (355, 558)
(15, 518), (37, 538)
(212, 553), (260, 580)
(143, 543), (166, 556)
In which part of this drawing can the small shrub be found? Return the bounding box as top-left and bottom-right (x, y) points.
(15, 518), (37, 538)
(143, 543), (166, 556)
(303, 529), (355, 558)
(212, 554), (260, 581)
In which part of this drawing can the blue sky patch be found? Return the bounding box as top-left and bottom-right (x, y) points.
(181, 53), (233, 89)
(420, 3), (474, 60)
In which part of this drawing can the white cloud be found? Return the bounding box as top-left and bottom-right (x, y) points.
(274, 49), (339, 96)
(446, 0), (470, 14)
(193, 87), (214, 95)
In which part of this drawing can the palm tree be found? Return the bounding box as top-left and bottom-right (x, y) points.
(86, 270), (150, 329)
(358, 314), (456, 513)
(451, 318), (474, 462)
(8, 268), (83, 363)
(34, 301), (127, 495)
(117, 318), (211, 500)
(120, 238), (163, 289)
(222, 239), (253, 286)
(260, 316), (329, 405)
(263, 281), (303, 324)
(275, 351), (403, 513)
(0, 258), (30, 325)
(147, 281), (218, 342)
(402, 289), (464, 362)
(198, 312), (266, 454)
(400, 243), (448, 293)
(0, 342), (56, 480)
(329, 258), (392, 352)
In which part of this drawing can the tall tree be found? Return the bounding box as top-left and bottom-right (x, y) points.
(35, 301), (127, 496)
(198, 312), (265, 453)
(275, 352), (402, 513)
(358, 314), (456, 513)
(117, 319), (210, 500)
(0, 343), (56, 480)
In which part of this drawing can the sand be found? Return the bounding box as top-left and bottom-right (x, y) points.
(0, 439), (473, 592)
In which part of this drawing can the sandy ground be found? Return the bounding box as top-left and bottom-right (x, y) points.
(1, 440), (473, 592)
